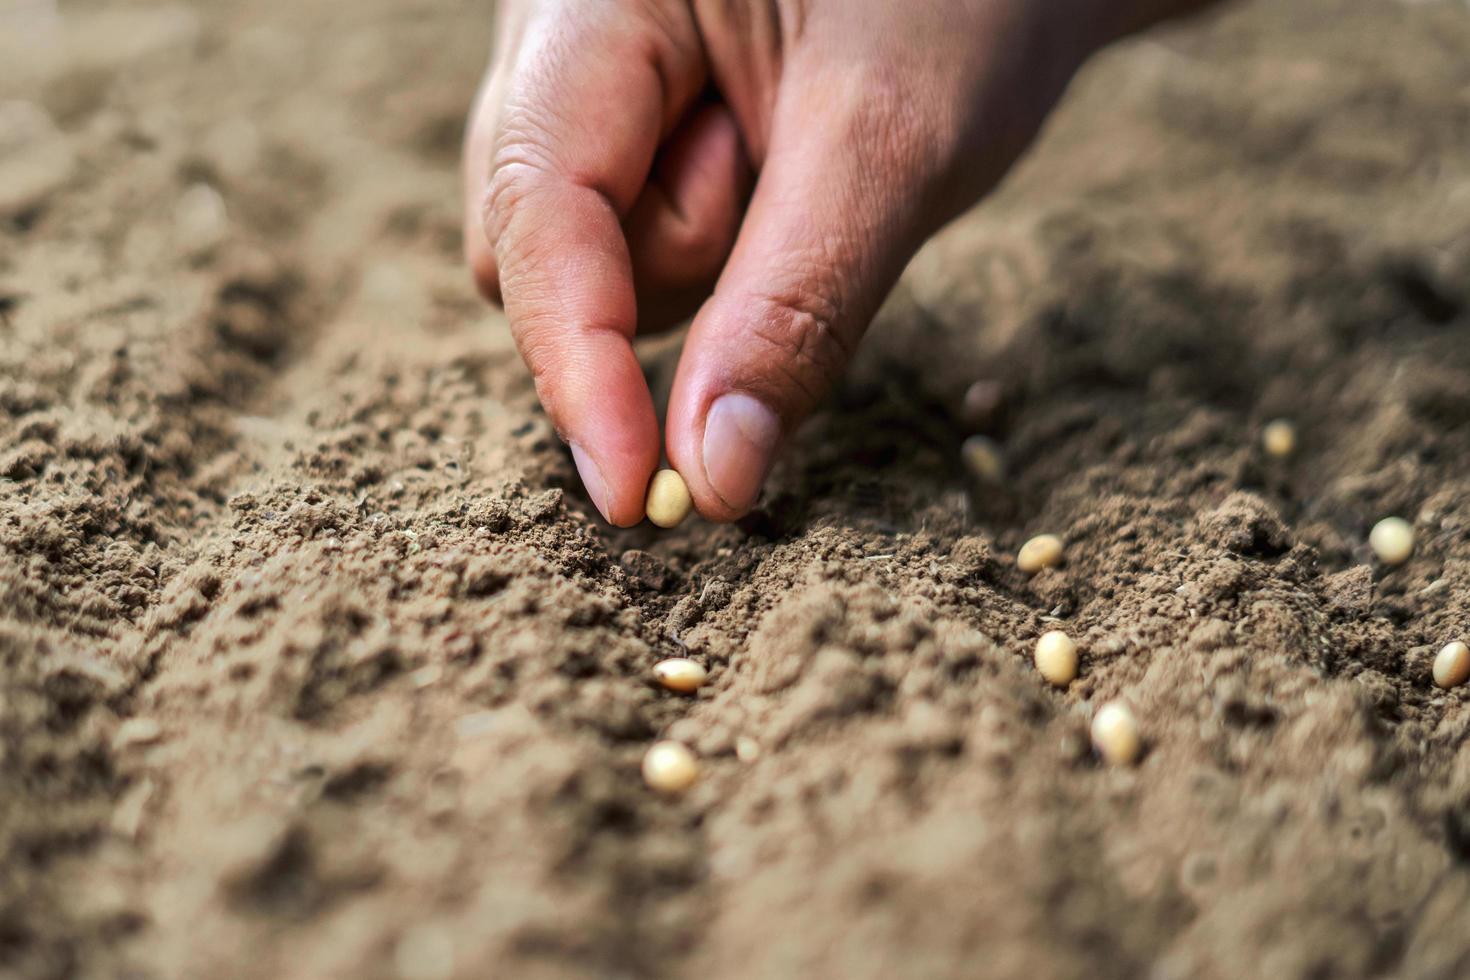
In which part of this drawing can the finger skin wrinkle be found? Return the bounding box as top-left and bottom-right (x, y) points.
(481, 158), (542, 247)
(743, 288), (851, 407)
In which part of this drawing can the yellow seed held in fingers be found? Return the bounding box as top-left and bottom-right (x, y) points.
(642, 740), (700, 794)
(961, 435), (1006, 484)
(1017, 534), (1064, 575)
(1433, 641), (1470, 690)
(1262, 419), (1297, 458)
(1091, 701), (1141, 766)
(1034, 631), (1078, 687)
(653, 657), (708, 693)
(645, 469), (693, 528)
(1369, 517), (1414, 566)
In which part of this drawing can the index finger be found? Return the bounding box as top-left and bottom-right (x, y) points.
(466, 2), (702, 525)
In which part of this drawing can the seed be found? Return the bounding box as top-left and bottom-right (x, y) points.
(961, 435), (1006, 484)
(653, 657), (708, 693)
(1369, 517), (1414, 566)
(1034, 631), (1078, 687)
(642, 740), (699, 793)
(735, 736), (761, 762)
(1433, 641), (1470, 690)
(645, 469), (693, 528)
(1017, 534), (1064, 574)
(1262, 419), (1296, 458)
(1091, 701), (1141, 766)
(961, 379), (1004, 429)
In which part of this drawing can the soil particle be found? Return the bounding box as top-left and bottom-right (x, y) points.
(5, 0), (1470, 978)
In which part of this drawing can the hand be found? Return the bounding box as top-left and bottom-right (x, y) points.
(463, 0), (1211, 525)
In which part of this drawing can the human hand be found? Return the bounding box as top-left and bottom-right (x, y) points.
(464, 0), (1212, 525)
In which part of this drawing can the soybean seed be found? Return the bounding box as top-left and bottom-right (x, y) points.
(961, 435), (1006, 484)
(642, 740), (699, 794)
(1017, 534), (1064, 575)
(1091, 701), (1141, 766)
(1034, 631), (1078, 687)
(961, 380), (1004, 430)
(1262, 419), (1296, 458)
(645, 469), (693, 528)
(1433, 641), (1470, 690)
(735, 736), (762, 762)
(653, 657), (708, 693)
(1369, 517), (1414, 566)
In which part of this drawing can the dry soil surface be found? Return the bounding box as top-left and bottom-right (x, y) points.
(4, 0), (1470, 978)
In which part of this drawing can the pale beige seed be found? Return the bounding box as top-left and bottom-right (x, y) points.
(1433, 641), (1470, 690)
(642, 740), (699, 793)
(1034, 631), (1078, 687)
(1369, 517), (1414, 566)
(645, 469), (693, 528)
(1017, 534), (1064, 575)
(1091, 701), (1141, 766)
(961, 379), (1004, 429)
(735, 736), (762, 762)
(653, 657), (708, 694)
(961, 435), (1006, 484)
(1262, 419), (1297, 458)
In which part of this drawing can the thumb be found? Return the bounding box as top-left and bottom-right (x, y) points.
(665, 74), (941, 521)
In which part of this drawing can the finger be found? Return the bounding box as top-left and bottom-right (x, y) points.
(463, 76), (504, 303)
(664, 71), (942, 521)
(625, 102), (752, 332)
(470, 3), (704, 526)
(462, 2), (534, 304)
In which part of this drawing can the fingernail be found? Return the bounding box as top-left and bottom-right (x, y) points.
(702, 393), (781, 513)
(569, 443), (613, 522)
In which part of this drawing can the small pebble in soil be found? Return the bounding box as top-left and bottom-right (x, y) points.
(642, 740), (700, 793)
(1017, 534), (1064, 574)
(653, 657), (708, 693)
(961, 435), (1006, 483)
(1262, 419), (1297, 458)
(1034, 631), (1078, 687)
(1433, 641), (1470, 689)
(1369, 517), (1414, 566)
(646, 469), (693, 528)
(1091, 701), (1141, 766)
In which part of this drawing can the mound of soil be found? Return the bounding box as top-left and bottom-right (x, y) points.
(3, 0), (1470, 977)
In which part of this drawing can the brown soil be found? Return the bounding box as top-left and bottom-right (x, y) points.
(4, 1), (1470, 977)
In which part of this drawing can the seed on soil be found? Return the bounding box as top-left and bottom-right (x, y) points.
(961, 435), (1006, 483)
(1034, 631), (1078, 687)
(1017, 534), (1064, 574)
(1369, 517), (1414, 566)
(646, 469), (693, 528)
(735, 736), (761, 762)
(1091, 701), (1141, 766)
(642, 740), (700, 793)
(1262, 419), (1296, 458)
(1433, 641), (1470, 689)
(961, 379), (1004, 429)
(653, 657), (708, 693)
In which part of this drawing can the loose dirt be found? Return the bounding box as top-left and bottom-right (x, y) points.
(3, 1), (1470, 977)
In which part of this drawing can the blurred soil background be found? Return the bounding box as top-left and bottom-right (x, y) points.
(3, 0), (1470, 977)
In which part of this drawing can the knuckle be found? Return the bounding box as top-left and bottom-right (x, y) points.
(480, 106), (559, 242)
(747, 285), (852, 404)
